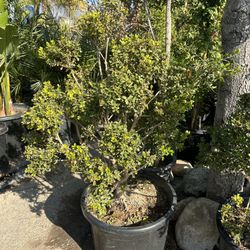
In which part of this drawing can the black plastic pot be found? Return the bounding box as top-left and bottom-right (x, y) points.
(81, 172), (177, 250)
(0, 123), (9, 173)
(216, 196), (249, 250)
(0, 103), (28, 158)
(0, 122), (8, 157)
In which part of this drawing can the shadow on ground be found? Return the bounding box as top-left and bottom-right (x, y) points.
(44, 181), (94, 250)
(3, 166), (94, 250)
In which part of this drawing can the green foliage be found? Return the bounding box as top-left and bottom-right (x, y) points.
(78, 0), (127, 50)
(100, 36), (162, 116)
(25, 139), (61, 176)
(198, 94), (250, 174)
(150, 0), (234, 129)
(23, 81), (64, 135)
(24, 34), (194, 217)
(221, 194), (250, 247)
(38, 36), (82, 71)
(8, 1), (66, 98)
(0, 0), (8, 28)
(61, 122), (155, 214)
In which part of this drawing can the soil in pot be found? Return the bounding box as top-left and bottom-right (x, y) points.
(97, 178), (169, 226)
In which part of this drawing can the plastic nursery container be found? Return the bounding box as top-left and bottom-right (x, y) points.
(81, 172), (177, 250)
(0, 103), (28, 158)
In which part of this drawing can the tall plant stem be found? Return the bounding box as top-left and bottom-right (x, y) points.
(3, 59), (12, 115)
(165, 0), (172, 63)
(143, 0), (156, 40)
(33, 0), (40, 16)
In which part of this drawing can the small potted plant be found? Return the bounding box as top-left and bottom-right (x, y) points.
(0, 0), (28, 159)
(217, 194), (250, 250)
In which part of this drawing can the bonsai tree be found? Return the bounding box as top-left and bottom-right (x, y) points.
(220, 194), (250, 249)
(23, 1), (196, 220)
(0, 0), (19, 116)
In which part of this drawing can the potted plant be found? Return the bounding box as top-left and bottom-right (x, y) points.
(0, 0), (28, 159)
(217, 194), (250, 250)
(22, 2), (196, 249)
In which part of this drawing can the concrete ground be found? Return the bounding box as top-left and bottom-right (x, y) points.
(0, 167), (94, 250)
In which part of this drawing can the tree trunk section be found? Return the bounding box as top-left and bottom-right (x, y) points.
(214, 0), (250, 125)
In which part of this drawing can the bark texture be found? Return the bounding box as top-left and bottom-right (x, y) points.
(214, 0), (250, 125)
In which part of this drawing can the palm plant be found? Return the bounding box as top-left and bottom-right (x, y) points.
(0, 0), (18, 116)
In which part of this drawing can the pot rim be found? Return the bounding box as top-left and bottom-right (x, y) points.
(81, 173), (177, 234)
(216, 194), (249, 249)
(0, 103), (29, 122)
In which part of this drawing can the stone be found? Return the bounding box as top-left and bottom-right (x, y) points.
(175, 198), (219, 250)
(183, 167), (210, 197)
(171, 197), (196, 221)
(171, 160), (193, 177)
(206, 170), (245, 203)
(171, 176), (186, 200)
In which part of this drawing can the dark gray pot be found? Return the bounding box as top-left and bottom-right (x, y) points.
(0, 122), (9, 175)
(0, 103), (28, 159)
(81, 172), (177, 250)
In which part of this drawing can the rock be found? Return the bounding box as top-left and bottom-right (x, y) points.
(171, 176), (186, 200)
(183, 167), (210, 197)
(171, 197), (196, 221)
(175, 198), (219, 250)
(206, 170), (245, 203)
(172, 160), (193, 177)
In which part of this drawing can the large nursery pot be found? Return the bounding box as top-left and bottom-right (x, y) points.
(81, 171), (177, 250)
(216, 195), (249, 250)
(0, 103), (28, 158)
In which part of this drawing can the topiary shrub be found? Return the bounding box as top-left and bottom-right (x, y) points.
(22, 0), (198, 219)
(23, 33), (195, 218)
